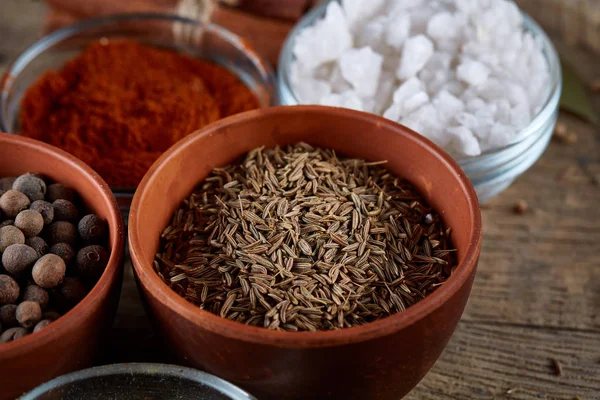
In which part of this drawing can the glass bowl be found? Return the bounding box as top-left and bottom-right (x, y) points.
(0, 13), (277, 211)
(19, 363), (257, 400)
(277, 1), (562, 203)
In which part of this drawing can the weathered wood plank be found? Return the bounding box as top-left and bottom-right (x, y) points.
(409, 321), (600, 399)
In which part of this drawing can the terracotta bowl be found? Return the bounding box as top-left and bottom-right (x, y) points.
(129, 106), (482, 400)
(0, 133), (125, 400)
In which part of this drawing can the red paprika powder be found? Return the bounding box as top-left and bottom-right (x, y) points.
(20, 40), (260, 187)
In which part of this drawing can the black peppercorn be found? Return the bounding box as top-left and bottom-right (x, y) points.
(32, 254), (66, 289)
(23, 285), (49, 310)
(0, 304), (18, 328)
(49, 242), (75, 265)
(12, 173), (47, 202)
(46, 183), (75, 203)
(0, 326), (29, 342)
(0, 275), (20, 305)
(16, 301), (42, 329)
(25, 236), (49, 258)
(0, 225), (25, 252)
(2, 244), (38, 276)
(14, 209), (44, 238)
(30, 200), (54, 225)
(0, 190), (30, 218)
(78, 214), (108, 244)
(33, 319), (52, 332)
(76, 245), (109, 280)
(52, 199), (79, 222)
(46, 221), (77, 246)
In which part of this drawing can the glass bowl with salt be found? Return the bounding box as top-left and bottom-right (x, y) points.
(277, 0), (562, 202)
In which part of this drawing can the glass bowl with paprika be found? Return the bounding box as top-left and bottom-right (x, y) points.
(0, 13), (277, 211)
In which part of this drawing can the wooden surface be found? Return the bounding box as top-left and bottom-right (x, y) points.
(1, 1), (599, 399)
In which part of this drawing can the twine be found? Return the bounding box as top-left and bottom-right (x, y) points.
(173, 0), (217, 45)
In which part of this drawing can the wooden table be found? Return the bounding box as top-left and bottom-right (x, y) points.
(2, 1), (599, 398)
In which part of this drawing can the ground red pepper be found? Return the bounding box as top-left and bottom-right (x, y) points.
(20, 40), (260, 188)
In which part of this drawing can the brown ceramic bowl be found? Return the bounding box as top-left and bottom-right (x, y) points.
(129, 106), (482, 400)
(0, 133), (125, 400)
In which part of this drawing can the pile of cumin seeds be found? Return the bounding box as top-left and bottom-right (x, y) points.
(155, 143), (455, 332)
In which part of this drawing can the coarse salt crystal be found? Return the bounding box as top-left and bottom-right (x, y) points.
(385, 13), (411, 49)
(448, 125), (481, 156)
(396, 35), (434, 79)
(293, 2), (351, 70)
(295, 78), (331, 104)
(456, 60), (491, 86)
(339, 47), (383, 97)
(319, 91), (364, 112)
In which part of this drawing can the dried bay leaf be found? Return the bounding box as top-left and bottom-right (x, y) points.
(560, 58), (598, 124)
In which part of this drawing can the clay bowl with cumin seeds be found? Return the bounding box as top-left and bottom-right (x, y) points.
(128, 105), (482, 400)
(0, 133), (125, 400)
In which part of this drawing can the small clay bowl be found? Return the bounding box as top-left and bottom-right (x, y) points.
(129, 106), (482, 400)
(0, 133), (125, 400)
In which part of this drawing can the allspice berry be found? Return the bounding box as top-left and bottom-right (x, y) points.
(0, 220), (14, 229)
(32, 254), (66, 289)
(2, 244), (38, 276)
(42, 310), (61, 321)
(15, 209), (44, 237)
(30, 200), (54, 225)
(16, 301), (42, 328)
(50, 243), (75, 265)
(46, 183), (75, 203)
(26, 236), (49, 258)
(0, 190), (30, 218)
(47, 221), (77, 246)
(0, 275), (20, 305)
(0, 304), (18, 328)
(55, 277), (88, 311)
(33, 319), (52, 332)
(23, 285), (49, 310)
(78, 214), (108, 244)
(0, 177), (16, 192)
(0, 225), (25, 252)
(12, 173), (47, 201)
(76, 245), (109, 280)
(0, 327), (29, 342)
(52, 199), (79, 222)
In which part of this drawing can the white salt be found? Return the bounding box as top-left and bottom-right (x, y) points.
(339, 47), (383, 97)
(456, 60), (491, 86)
(291, 0), (551, 158)
(292, 2), (351, 70)
(385, 13), (411, 49)
(319, 91), (364, 112)
(396, 35), (434, 79)
(295, 78), (331, 104)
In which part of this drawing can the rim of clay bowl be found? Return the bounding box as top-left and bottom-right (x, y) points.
(129, 105), (482, 348)
(0, 133), (125, 354)
(20, 363), (257, 400)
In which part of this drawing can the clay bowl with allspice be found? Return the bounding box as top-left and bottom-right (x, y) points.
(0, 13), (276, 210)
(0, 133), (125, 400)
(128, 106), (482, 400)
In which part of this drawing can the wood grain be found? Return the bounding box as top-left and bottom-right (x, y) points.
(1, 1), (599, 398)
